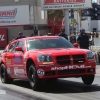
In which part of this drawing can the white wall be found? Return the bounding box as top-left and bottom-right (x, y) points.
(81, 17), (91, 31)
(74, 11), (99, 32)
(91, 20), (98, 31)
(97, 20), (100, 31)
(34, 6), (47, 25)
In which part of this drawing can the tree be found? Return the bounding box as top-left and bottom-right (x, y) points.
(70, 18), (78, 34)
(47, 10), (64, 18)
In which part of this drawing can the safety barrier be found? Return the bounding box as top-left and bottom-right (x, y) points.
(89, 46), (100, 52)
(90, 46), (100, 64)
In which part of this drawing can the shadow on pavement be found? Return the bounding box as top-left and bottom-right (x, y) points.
(12, 78), (100, 93)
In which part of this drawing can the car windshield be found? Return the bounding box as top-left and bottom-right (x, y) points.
(26, 37), (74, 51)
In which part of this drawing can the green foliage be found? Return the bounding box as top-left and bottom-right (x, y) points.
(48, 10), (64, 18)
(74, 9), (83, 12)
(70, 19), (78, 25)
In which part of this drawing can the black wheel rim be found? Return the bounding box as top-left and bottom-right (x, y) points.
(29, 68), (35, 83)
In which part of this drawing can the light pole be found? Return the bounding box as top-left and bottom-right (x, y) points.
(64, 9), (69, 36)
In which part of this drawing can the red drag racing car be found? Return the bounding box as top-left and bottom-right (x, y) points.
(0, 36), (96, 90)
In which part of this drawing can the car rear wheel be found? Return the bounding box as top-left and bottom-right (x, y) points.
(0, 64), (13, 84)
(82, 75), (95, 85)
(28, 64), (40, 91)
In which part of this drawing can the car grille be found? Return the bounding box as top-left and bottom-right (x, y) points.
(56, 55), (70, 65)
(58, 69), (86, 75)
(56, 55), (85, 65)
(72, 55), (85, 64)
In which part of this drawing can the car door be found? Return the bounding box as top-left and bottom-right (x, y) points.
(13, 40), (26, 78)
(5, 42), (18, 77)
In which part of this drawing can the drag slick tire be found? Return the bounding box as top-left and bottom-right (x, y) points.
(28, 64), (40, 90)
(82, 75), (95, 85)
(0, 64), (13, 84)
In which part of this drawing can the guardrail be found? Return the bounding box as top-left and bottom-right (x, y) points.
(89, 46), (100, 64)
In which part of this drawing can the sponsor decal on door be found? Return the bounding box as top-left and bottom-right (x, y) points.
(14, 56), (22, 63)
(14, 68), (25, 76)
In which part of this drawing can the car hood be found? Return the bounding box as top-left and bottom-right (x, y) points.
(28, 48), (90, 56)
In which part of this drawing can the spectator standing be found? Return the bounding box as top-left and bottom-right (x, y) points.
(70, 33), (76, 44)
(16, 32), (25, 39)
(58, 28), (68, 40)
(30, 34), (34, 37)
(77, 28), (89, 49)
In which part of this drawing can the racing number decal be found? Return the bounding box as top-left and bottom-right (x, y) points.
(37, 69), (45, 76)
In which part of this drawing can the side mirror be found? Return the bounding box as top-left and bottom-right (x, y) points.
(73, 43), (79, 48)
(15, 46), (23, 51)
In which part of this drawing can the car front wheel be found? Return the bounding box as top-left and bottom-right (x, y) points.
(82, 75), (95, 85)
(0, 64), (13, 84)
(28, 64), (40, 90)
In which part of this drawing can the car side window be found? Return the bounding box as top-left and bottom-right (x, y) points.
(3, 45), (9, 52)
(8, 42), (18, 52)
(17, 41), (24, 51)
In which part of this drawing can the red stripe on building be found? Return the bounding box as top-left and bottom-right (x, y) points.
(45, 0), (84, 4)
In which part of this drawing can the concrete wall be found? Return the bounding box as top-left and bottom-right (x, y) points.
(91, 20), (98, 31)
(82, 17), (91, 32)
(7, 26), (33, 41)
(0, 0), (37, 6)
(7, 26), (48, 41)
(34, 6), (47, 25)
(97, 20), (100, 31)
(74, 11), (99, 32)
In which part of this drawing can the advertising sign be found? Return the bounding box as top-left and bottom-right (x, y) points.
(41, 0), (92, 10)
(0, 5), (30, 26)
(0, 28), (8, 48)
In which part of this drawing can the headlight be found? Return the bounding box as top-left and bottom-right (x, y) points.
(38, 54), (52, 62)
(86, 52), (94, 59)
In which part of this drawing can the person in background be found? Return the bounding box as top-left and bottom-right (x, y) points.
(77, 28), (89, 49)
(30, 34), (34, 37)
(16, 32), (26, 39)
(96, 31), (99, 37)
(43, 33), (48, 36)
(70, 33), (76, 44)
(58, 28), (68, 40)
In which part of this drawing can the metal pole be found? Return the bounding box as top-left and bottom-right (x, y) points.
(64, 9), (69, 36)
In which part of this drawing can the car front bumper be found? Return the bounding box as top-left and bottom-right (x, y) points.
(37, 63), (96, 79)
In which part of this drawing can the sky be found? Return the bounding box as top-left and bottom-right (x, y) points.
(92, 0), (97, 2)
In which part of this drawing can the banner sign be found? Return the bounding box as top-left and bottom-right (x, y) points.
(41, 0), (92, 9)
(0, 28), (8, 48)
(0, 5), (30, 26)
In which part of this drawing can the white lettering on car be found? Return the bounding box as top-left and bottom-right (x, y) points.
(69, 66), (74, 69)
(14, 68), (25, 76)
(51, 65), (91, 70)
